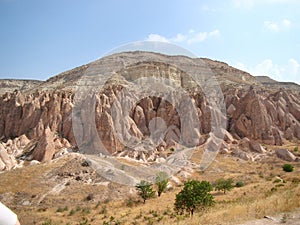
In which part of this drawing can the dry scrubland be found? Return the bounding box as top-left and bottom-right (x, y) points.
(0, 144), (299, 225)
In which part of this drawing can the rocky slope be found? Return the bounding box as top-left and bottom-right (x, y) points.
(0, 51), (299, 170)
(0, 79), (42, 94)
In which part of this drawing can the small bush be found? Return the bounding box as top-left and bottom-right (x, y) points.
(283, 164), (294, 172)
(100, 206), (107, 214)
(42, 219), (54, 225)
(56, 206), (68, 212)
(273, 178), (282, 183)
(69, 209), (76, 216)
(79, 217), (90, 225)
(126, 198), (135, 207)
(235, 181), (244, 187)
(271, 187), (277, 192)
(294, 147), (299, 152)
(82, 207), (90, 214)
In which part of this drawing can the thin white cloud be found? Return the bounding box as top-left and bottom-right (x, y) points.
(171, 33), (187, 42)
(232, 0), (300, 9)
(233, 58), (300, 84)
(187, 30), (220, 44)
(146, 29), (220, 45)
(263, 19), (291, 32)
(264, 21), (280, 32)
(146, 34), (170, 43)
(287, 58), (299, 76)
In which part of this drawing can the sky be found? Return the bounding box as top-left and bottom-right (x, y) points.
(0, 0), (299, 84)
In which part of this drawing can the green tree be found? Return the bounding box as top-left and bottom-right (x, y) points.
(155, 172), (169, 197)
(214, 178), (234, 194)
(174, 180), (214, 217)
(135, 180), (155, 203)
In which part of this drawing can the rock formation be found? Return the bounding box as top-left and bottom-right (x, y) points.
(0, 51), (299, 170)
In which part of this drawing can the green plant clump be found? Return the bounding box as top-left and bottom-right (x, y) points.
(282, 164), (294, 172)
(235, 180), (244, 187)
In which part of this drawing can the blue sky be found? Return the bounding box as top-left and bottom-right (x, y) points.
(0, 0), (299, 84)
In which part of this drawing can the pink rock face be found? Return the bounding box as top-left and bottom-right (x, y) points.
(228, 88), (300, 144)
(0, 143), (17, 170)
(32, 127), (56, 162)
(0, 86), (299, 165)
(0, 52), (299, 167)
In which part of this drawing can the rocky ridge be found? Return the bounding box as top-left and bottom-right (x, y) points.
(0, 51), (299, 171)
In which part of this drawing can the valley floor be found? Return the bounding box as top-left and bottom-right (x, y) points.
(0, 145), (300, 225)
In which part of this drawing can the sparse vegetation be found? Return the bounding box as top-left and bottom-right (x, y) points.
(283, 164), (294, 172)
(78, 217), (90, 225)
(2, 141), (300, 225)
(155, 171), (169, 197)
(56, 206), (68, 213)
(214, 178), (234, 194)
(100, 206), (107, 214)
(68, 209), (76, 216)
(135, 180), (155, 203)
(42, 219), (55, 225)
(294, 147), (298, 152)
(174, 180), (214, 217)
(235, 180), (244, 187)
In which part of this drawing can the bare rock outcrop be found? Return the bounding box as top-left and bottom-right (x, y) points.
(0, 143), (17, 170)
(32, 127), (71, 162)
(0, 52), (299, 169)
(275, 149), (296, 162)
(227, 88), (299, 145)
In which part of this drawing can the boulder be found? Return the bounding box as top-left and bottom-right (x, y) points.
(231, 149), (252, 161)
(275, 149), (296, 161)
(32, 127), (56, 162)
(0, 143), (17, 170)
(249, 141), (266, 153)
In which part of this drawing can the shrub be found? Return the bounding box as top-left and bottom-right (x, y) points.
(283, 164), (294, 172)
(68, 209), (76, 216)
(135, 180), (155, 203)
(271, 187), (277, 192)
(100, 206), (107, 214)
(155, 172), (169, 197)
(56, 206), (68, 212)
(82, 207), (90, 214)
(174, 180), (214, 217)
(294, 147), (298, 152)
(126, 198), (135, 207)
(78, 217), (90, 225)
(214, 178), (234, 194)
(235, 180), (244, 187)
(42, 220), (54, 225)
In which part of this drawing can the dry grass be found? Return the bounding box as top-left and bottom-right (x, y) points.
(0, 147), (299, 225)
